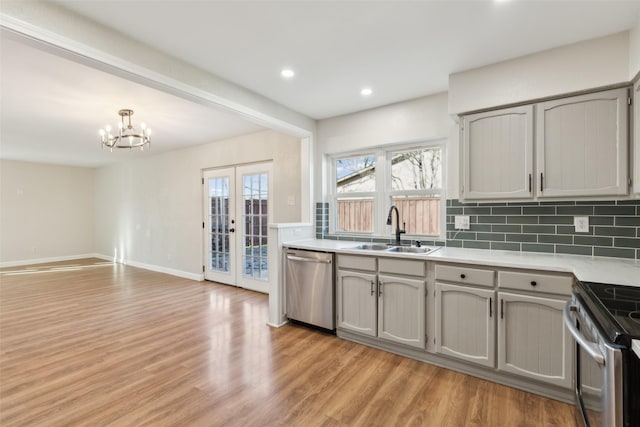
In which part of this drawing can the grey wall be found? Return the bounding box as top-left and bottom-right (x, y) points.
(94, 129), (302, 276)
(0, 159), (95, 264)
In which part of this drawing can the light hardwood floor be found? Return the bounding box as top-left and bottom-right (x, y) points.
(0, 259), (576, 426)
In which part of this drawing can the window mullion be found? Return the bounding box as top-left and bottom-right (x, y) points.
(375, 149), (387, 237)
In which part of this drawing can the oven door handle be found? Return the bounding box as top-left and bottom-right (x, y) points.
(563, 302), (605, 366)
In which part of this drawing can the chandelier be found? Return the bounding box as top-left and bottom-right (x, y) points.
(99, 109), (151, 151)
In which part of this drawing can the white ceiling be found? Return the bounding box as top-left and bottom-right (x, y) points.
(1, 1), (640, 168)
(0, 35), (265, 168)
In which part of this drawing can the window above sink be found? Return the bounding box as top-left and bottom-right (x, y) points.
(328, 139), (446, 242)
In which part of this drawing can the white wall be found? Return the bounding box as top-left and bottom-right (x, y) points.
(449, 32), (630, 114)
(630, 16), (640, 80)
(316, 93), (454, 199)
(1, 1), (315, 136)
(0, 160), (95, 264)
(94, 130), (301, 277)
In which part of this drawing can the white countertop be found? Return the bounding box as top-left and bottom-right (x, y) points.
(283, 239), (640, 287)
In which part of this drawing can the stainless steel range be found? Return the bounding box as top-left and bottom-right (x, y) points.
(564, 281), (640, 427)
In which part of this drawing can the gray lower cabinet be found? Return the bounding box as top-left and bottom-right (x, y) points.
(336, 255), (427, 349)
(434, 282), (496, 367)
(497, 269), (573, 389)
(378, 274), (425, 348)
(497, 291), (572, 388)
(336, 256), (576, 396)
(336, 269), (377, 337)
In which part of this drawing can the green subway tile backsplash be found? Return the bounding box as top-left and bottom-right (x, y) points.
(316, 199), (640, 260)
(445, 199), (639, 260)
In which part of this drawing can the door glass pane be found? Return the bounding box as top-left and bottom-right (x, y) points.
(242, 173), (268, 280)
(209, 177), (230, 272)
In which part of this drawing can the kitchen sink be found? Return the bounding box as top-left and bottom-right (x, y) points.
(349, 244), (441, 254)
(350, 244), (391, 251)
(387, 246), (439, 254)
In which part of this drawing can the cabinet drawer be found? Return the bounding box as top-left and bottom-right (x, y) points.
(337, 255), (376, 271)
(498, 270), (572, 295)
(379, 258), (425, 277)
(435, 264), (495, 287)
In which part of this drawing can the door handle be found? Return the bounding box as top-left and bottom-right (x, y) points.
(540, 173), (544, 192)
(528, 173), (532, 193)
(489, 298), (492, 317)
(563, 302), (604, 365)
(286, 255), (332, 264)
(229, 228), (235, 233)
(378, 281), (383, 297)
(370, 280), (375, 296)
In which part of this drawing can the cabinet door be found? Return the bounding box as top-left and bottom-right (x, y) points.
(498, 292), (572, 388)
(435, 282), (495, 367)
(536, 88), (629, 198)
(634, 80), (639, 195)
(336, 270), (377, 337)
(377, 274), (425, 349)
(462, 105), (533, 200)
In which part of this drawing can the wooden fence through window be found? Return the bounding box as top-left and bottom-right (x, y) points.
(337, 197), (440, 235)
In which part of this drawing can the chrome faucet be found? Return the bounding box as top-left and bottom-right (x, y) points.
(386, 205), (406, 246)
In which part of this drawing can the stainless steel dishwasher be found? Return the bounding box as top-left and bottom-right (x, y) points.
(285, 249), (335, 331)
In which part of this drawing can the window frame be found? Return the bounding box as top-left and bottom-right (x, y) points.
(330, 151), (379, 235)
(328, 139), (446, 240)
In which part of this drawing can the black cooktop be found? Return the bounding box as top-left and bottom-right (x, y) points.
(576, 281), (640, 347)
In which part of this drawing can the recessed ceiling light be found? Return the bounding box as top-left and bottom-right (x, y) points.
(281, 68), (295, 79)
(361, 87), (373, 96)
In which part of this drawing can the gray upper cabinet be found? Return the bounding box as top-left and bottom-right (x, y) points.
(536, 88), (629, 198)
(462, 105), (534, 200)
(461, 87), (630, 201)
(634, 80), (640, 195)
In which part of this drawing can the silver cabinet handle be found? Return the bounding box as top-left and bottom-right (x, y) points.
(378, 281), (383, 297)
(286, 255), (332, 264)
(563, 302), (605, 365)
(370, 280), (375, 296)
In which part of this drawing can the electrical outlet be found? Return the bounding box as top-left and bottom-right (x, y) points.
(574, 216), (589, 233)
(454, 215), (470, 230)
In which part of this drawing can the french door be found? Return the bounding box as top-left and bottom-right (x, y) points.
(203, 162), (273, 293)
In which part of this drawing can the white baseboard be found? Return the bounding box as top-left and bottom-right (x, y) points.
(1, 253), (204, 282)
(0, 253), (103, 268)
(113, 258), (204, 282)
(267, 320), (289, 328)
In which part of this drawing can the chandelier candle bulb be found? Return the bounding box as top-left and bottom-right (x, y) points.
(99, 109), (151, 151)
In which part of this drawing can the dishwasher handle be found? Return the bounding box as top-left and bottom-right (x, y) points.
(286, 254), (332, 264)
(563, 301), (605, 366)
